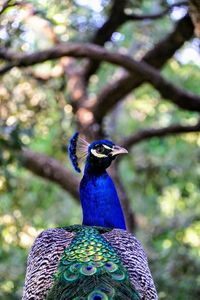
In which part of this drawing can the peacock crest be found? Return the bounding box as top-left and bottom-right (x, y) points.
(68, 132), (89, 173)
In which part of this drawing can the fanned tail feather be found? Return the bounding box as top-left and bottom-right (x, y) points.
(46, 272), (140, 300)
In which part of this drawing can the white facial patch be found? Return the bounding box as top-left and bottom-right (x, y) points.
(103, 145), (113, 150)
(91, 149), (107, 158)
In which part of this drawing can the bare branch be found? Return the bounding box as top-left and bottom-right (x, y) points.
(1, 40), (200, 113)
(0, 0), (11, 15)
(94, 14), (194, 122)
(21, 149), (80, 201)
(120, 120), (200, 149)
(189, 0), (200, 37)
(125, 1), (188, 21)
(0, 62), (15, 73)
(83, 0), (128, 80)
(84, 1), (188, 80)
(0, 0), (22, 15)
(61, 58), (88, 107)
(90, 1), (127, 46)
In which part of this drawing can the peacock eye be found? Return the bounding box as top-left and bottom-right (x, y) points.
(95, 145), (104, 154)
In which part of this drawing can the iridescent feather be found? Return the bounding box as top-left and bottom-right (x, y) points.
(23, 133), (158, 300)
(46, 226), (141, 300)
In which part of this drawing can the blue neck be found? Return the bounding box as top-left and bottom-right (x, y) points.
(79, 164), (126, 230)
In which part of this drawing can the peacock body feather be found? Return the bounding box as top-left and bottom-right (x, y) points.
(46, 226), (140, 299)
(23, 133), (158, 300)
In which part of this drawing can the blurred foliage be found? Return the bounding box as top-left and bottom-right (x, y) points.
(0, 0), (200, 299)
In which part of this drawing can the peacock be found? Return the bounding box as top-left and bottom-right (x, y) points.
(23, 132), (158, 300)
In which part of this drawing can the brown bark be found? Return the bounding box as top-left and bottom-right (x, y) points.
(120, 120), (200, 149)
(1, 41), (200, 115)
(125, 1), (188, 21)
(83, 0), (128, 80)
(21, 149), (80, 201)
(94, 14), (194, 122)
(189, 0), (200, 37)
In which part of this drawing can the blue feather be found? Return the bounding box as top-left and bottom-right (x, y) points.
(68, 133), (127, 229)
(23, 133), (158, 300)
(80, 170), (126, 229)
(68, 132), (81, 173)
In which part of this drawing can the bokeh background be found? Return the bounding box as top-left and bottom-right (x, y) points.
(0, 0), (200, 299)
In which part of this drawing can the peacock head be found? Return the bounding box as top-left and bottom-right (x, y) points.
(68, 132), (128, 173)
(87, 139), (128, 172)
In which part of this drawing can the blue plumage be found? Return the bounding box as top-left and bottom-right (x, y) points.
(23, 132), (158, 300)
(80, 169), (126, 229)
(68, 132), (81, 173)
(69, 132), (127, 229)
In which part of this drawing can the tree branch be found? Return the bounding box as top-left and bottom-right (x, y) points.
(120, 120), (200, 149)
(83, 0), (128, 81)
(83, 1), (188, 80)
(125, 1), (188, 21)
(21, 149), (80, 201)
(0, 0), (22, 15)
(189, 0), (200, 37)
(94, 14), (194, 122)
(1, 40), (200, 113)
(0, 0), (11, 15)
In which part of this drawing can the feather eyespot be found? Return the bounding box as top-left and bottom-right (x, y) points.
(80, 264), (97, 275)
(87, 290), (108, 300)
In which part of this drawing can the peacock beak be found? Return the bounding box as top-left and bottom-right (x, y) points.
(111, 145), (128, 156)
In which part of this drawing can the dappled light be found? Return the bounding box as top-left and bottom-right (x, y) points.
(77, 107), (94, 126)
(0, 0), (200, 299)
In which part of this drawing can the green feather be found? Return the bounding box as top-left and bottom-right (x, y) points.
(46, 226), (141, 300)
